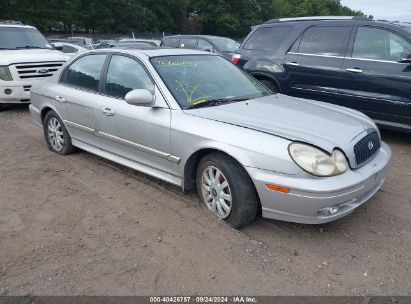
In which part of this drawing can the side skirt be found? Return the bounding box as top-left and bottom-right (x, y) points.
(71, 139), (183, 187)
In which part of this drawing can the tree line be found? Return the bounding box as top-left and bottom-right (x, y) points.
(0, 0), (366, 38)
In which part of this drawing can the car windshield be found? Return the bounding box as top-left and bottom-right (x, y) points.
(403, 27), (411, 34)
(151, 55), (271, 109)
(0, 27), (52, 50)
(209, 37), (238, 52)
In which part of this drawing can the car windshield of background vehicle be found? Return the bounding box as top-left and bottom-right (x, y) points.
(210, 37), (238, 52)
(0, 27), (53, 50)
(151, 55), (270, 109)
(296, 26), (351, 57)
(352, 27), (411, 61)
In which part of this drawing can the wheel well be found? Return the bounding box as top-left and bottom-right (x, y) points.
(40, 107), (53, 123)
(252, 74), (280, 92)
(183, 148), (262, 214)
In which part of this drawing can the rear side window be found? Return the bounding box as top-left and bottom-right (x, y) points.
(352, 27), (411, 61)
(244, 26), (293, 51)
(63, 54), (106, 92)
(297, 26), (350, 56)
(162, 37), (180, 47)
(180, 37), (198, 49)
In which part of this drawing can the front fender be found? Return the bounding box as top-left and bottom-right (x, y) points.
(171, 111), (302, 177)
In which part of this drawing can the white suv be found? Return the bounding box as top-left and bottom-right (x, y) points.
(0, 21), (66, 108)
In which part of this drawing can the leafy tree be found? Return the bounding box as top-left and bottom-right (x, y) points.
(0, 0), (365, 38)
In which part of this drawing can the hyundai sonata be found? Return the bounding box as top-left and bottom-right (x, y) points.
(29, 49), (391, 228)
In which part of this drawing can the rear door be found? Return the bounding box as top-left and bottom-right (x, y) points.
(58, 53), (107, 146)
(340, 26), (411, 128)
(283, 25), (352, 104)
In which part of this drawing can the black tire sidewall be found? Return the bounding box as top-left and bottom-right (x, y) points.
(196, 153), (259, 228)
(43, 111), (74, 155)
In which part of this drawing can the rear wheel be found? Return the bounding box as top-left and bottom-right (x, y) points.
(43, 110), (76, 155)
(196, 152), (259, 229)
(259, 79), (278, 94)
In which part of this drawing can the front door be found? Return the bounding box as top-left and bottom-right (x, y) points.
(283, 25), (352, 105)
(340, 26), (411, 128)
(94, 54), (173, 176)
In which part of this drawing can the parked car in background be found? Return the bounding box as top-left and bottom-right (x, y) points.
(161, 35), (239, 60)
(95, 40), (155, 49)
(65, 36), (94, 49)
(119, 38), (160, 46)
(52, 42), (87, 60)
(93, 39), (117, 49)
(29, 48), (390, 228)
(0, 20), (66, 109)
(233, 16), (411, 132)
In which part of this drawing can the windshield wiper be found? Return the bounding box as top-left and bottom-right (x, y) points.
(186, 97), (248, 110)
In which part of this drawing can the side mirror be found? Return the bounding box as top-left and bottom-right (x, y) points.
(125, 89), (155, 106)
(398, 54), (411, 64)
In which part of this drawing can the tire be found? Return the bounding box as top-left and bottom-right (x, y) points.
(196, 152), (259, 229)
(259, 79), (279, 94)
(43, 110), (76, 155)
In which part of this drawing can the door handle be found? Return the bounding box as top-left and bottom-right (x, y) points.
(55, 95), (66, 103)
(346, 68), (363, 73)
(102, 107), (115, 116)
(286, 61), (300, 66)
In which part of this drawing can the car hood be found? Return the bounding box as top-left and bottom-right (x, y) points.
(184, 94), (377, 155)
(0, 49), (66, 65)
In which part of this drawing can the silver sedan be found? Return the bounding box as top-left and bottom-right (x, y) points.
(29, 48), (391, 228)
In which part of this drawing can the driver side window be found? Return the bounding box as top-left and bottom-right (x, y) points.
(104, 55), (154, 99)
(352, 27), (411, 61)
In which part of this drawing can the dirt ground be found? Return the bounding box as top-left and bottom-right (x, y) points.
(0, 105), (410, 296)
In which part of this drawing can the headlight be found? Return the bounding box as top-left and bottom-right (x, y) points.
(289, 143), (348, 177)
(0, 66), (12, 81)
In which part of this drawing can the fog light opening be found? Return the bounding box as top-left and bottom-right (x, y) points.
(4, 88), (12, 95)
(328, 206), (340, 215)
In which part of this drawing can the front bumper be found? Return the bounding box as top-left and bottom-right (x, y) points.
(248, 142), (391, 224)
(0, 80), (36, 104)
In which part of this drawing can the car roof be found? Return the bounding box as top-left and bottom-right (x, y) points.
(0, 23), (35, 29)
(262, 16), (411, 29)
(89, 48), (214, 58)
(163, 35), (232, 40)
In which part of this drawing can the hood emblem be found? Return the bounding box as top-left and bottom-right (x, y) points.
(368, 141), (374, 150)
(37, 68), (49, 74)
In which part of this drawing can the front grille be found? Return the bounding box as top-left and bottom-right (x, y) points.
(13, 62), (65, 80)
(23, 85), (31, 92)
(354, 132), (380, 166)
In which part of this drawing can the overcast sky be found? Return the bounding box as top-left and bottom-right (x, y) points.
(341, 0), (411, 22)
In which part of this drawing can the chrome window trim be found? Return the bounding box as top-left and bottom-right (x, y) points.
(287, 51), (409, 64)
(287, 52), (345, 59)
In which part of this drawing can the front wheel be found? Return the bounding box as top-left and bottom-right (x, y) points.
(43, 110), (76, 155)
(196, 153), (259, 229)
